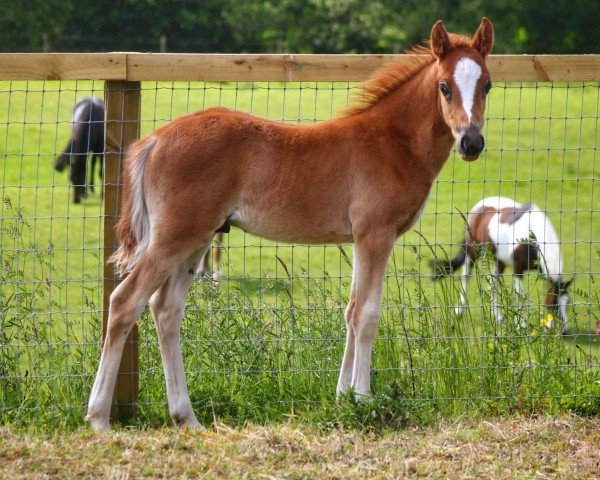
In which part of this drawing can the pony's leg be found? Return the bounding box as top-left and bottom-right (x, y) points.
(70, 154), (87, 203)
(89, 154), (96, 193)
(455, 258), (474, 316)
(98, 154), (104, 199)
(149, 249), (207, 428)
(513, 274), (524, 296)
(336, 250), (357, 396)
(512, 274), (529, 328)
(348, 231), (395, 398)
(212, 232), (224, 282)
(490, 263), (505, 323)
(197, 250), (210, 278)
(86, 249), (182, 430)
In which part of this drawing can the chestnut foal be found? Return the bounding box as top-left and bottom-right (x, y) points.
(87, 18), (494, 430)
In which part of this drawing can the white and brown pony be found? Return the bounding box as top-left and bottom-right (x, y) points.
(432, 196), (572, 333)
(86, 18), (494, 430)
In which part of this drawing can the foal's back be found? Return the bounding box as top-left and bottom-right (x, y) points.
(145, 107), (432, 245)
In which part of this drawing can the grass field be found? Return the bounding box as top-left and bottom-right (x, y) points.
(0, 79), (599, 431)
(2, 416), (600, 479)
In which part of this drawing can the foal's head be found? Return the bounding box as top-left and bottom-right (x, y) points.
(431, 18), (494, 161)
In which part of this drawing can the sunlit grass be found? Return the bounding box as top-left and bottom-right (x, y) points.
(0, 79), (598, 430)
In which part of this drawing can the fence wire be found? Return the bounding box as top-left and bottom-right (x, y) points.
(0, 77), (598, 427)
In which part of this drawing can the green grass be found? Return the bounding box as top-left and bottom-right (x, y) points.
(0, 80), (599, 431)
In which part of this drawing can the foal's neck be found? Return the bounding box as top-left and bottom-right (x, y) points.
(366, 62), (455, 178)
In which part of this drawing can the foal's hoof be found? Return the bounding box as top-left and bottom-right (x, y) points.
(354, 392), (374, 404)
(183, 419), (205, 431)
(212, 270), (221, 283)
(85, 414), (110, 431)
(171, 412), (205, 430)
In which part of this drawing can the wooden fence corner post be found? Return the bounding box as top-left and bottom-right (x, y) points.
(103, 80), (141, 424)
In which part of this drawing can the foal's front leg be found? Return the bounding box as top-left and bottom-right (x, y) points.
(339, 230), (396, 399)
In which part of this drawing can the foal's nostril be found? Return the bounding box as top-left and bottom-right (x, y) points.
(473, 134), (484, 152)
(461, 134), (485, 156)
(460, 136), (469, 154)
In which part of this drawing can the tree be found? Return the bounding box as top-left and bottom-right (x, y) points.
(0, 0), (597, 54)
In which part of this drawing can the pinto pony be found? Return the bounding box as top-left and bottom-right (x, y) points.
(432, 196), (572, 333)
(86, 19), (494, 430)
(55, 97), (105, 203)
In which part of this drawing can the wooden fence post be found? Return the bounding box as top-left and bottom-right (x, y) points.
(103, 80), (141, 423)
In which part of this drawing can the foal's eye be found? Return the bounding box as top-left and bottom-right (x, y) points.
(439, 82), (451, 100)
(483, 79), (492, 96)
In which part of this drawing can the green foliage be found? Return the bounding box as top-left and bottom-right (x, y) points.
(494, 0), (600, 53)
(3, 212), (597, 433)
(0, 197), (101, 430)
(1, 0), (598, 53)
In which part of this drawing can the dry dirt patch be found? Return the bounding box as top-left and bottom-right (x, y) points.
(1, 416), (599, 479)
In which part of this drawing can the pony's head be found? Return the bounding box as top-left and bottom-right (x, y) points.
(546, 278), (573, 333)
(431, 18), (494, 161)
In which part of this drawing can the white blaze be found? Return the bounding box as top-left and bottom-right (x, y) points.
(454, 57), (482, 123)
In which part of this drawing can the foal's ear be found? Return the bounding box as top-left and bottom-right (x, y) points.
(430, 20), (450, 59)
(472, 17), (494, 57)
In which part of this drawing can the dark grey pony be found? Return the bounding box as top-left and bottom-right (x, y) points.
(55, 97), (105, 203)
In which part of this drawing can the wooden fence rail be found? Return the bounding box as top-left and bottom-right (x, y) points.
(1, 53), (598, 424)
(1, 53), (600, 82)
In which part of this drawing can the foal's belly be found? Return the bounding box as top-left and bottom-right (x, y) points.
(228, 205), (354, 244)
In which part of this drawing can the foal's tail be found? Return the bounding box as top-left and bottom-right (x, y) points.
(430, 239), (468, 279)
(109, 136), (157, 276)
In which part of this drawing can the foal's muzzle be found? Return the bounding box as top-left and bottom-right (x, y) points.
(459, 127), (485, 161)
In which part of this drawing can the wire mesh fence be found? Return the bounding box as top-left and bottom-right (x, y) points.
(0, 59), (599, 428)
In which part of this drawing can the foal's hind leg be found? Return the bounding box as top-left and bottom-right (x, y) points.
(149, 250), (207, 428)
(86, 250), (181, 430)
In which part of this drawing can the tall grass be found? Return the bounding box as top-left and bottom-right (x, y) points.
(0, 79), (599, 431)
(0, 197), (100, 429)
(1, 195), (598, 431)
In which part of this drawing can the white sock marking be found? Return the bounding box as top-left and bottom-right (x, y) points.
(454, 58), (482, 122)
